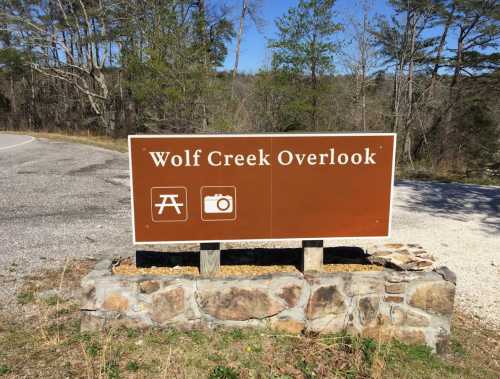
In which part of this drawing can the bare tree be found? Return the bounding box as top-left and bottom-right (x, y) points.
(231, 0), (263, 97)
(2, 0), (115, 133)
(343, 0), (379, 131)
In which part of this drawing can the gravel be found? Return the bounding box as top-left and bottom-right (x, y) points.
(0, 135), (499, 326)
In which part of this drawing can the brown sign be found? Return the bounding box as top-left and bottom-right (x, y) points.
(129, 133), (396, 244)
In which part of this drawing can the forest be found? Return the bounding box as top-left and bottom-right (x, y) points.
(0, 0), (499, 176)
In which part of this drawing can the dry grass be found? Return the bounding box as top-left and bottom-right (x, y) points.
(397, 166), (500, 186)
(1, 259), (499, 378)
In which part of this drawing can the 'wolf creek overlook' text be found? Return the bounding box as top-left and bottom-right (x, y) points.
(148, 147), (379, 168)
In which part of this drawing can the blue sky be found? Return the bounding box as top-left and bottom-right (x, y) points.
(222, 0), (395, 73)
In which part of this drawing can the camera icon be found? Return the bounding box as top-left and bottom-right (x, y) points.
(200, 186), (237, 221)
(204, 194), (234, 214)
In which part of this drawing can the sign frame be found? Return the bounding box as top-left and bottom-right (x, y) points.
(128, 132), (397, 245)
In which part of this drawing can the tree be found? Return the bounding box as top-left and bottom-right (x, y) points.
(232, 0), (263, 91)
(373, 0), (439, 164)
(422, 0), (500, 165)
(2, 0), (117, 133)
(343, 0), (379, 131)
(119, 0), (233, 132)
(268, 0), (342, 129)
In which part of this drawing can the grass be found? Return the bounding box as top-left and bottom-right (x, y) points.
(397, 165), (500, 186)
(0, 259), (499, 378)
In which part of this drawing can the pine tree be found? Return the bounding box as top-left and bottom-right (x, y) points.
(268, 0), (342, 129)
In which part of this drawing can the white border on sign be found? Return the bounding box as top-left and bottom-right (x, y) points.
(200, 185), (238, 222)
(128, 133), (397, 245)
(150, 186), (189, 223)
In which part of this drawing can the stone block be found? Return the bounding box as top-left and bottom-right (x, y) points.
(363, 326), (426, 345)
(408, 281), (455, 316)
(307, 314), (348, 334)
(81, 285), (96, 310)
(306, 285), (346, 319)
(385, 283), (405, 294)
(384, 296), (404, 303)
(389, 306), (430, 327)
(149, 287), (185, 323)
(81, 257), (456, 352)
(345, 274), (384, 296)
(434, 266), (457, 285)
(405, 310), (431, 327)
(358, 296), (380, 325)
(271, 318), (305, 334)
(390, 306), (406, 325)
(198, 287), (285, 321)
(139, 280), (160, 294)
(278, 285), (302, 308)
(367, 243), (435, 271)
(102, 292), (129, 312)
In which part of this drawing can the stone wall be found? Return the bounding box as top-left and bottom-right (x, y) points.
(80, 259), (456, 353)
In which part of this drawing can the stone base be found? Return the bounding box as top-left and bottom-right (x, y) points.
(80, 259), (456, 353)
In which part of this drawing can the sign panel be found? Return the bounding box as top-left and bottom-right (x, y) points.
(129, 133), (396, 244)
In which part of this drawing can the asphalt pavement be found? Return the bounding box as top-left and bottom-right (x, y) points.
(0, 134), (34, 150)
(0, 134), (133, 307)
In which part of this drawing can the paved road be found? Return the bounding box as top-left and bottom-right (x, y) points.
(0, 134), (499, 326)
(0, 134), (132, 308)
(0, 134), (34, 150)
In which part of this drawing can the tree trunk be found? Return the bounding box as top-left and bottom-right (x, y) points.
(400, 14), (417, 165)
(232, 0), (249, 98)
(360, 10), (368, 132)
(429, 4), (455, 93)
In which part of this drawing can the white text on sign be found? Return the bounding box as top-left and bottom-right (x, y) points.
(149, 148), (377, 168)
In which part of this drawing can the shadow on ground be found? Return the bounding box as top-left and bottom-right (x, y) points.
(136, 246), (368, 269)
(399, 180), (500, 234)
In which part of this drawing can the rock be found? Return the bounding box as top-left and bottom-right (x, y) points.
(278, 285), (302, 308)
(81, 286), (96, 310)
(198, 287), (285, 321)
(358, 296), (379, 325)
(407, 244), (423, 249)
(390, 306), (430, 327)
(307, 313), (348, 333)
(102, 293), (129, 312)
(307, 285), (345, 319)
(370, 252), (433, 271)
(150, 287), (185, 323)
(367, 244), (435, 271)
(345, 276), (384, 296)
(271, 319), (305, 334)
(409, 281), (455, 316)
(384, 243), (405, 249)
(385, 283), (405, 294)
(405, 310), (431, 327)
(390, 306), (406, 325)
(435, 328), (450, 354)
(384, 296), (404, 303)
(434, 266), (457, 285)
(139, 280), (160, 294)
(363, 323), (426, 345)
